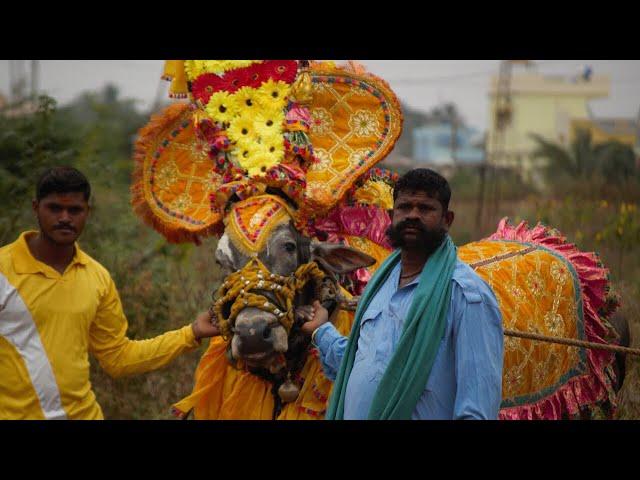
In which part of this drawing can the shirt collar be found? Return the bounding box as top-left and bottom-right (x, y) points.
(12, 231), (89, 277)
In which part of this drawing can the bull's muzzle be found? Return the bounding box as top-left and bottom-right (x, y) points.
(234, 320), (274, 355)
(230, 307), (288, 362)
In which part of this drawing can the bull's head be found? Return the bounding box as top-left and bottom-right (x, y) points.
(214, 219), (374, 373)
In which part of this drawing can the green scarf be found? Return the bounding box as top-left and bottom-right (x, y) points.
(325, 235), (457, 420)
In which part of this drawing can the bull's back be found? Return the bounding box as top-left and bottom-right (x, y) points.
(458, 237), (617, 419)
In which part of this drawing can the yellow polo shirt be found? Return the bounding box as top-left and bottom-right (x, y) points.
(0, 231), (199, 420)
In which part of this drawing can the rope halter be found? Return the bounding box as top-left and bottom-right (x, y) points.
(212, 257), (329, 340)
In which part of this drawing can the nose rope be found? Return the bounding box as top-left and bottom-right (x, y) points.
(212, 257), (328, 340)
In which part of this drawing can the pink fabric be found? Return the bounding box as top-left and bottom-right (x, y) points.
(490, 218), (618, 420)
(314, 205), (392, 248)
(286, 104), (312, 125)
(313, 204), (392, 296)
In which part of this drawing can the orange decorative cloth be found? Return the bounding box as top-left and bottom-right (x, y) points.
(459, 219), (618, 419)
(172, 301), (355, 420)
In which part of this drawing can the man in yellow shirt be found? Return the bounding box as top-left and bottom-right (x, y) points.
(0, 166), (219, 419)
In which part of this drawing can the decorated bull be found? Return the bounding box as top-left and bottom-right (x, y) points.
(131, 60), (621, 420)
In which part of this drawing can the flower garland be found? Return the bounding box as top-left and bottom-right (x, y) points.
(187, 60), (316, 183)
(184, 60), (263, 81)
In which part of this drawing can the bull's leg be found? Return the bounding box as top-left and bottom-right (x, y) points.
(610, 312), (630, 390)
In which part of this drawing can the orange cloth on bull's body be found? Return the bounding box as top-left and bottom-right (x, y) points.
(457, 240), (586, 409)
(172, 298), (354, 420)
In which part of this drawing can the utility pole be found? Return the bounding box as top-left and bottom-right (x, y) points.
(475, 134), (488, 232)
(8, 60), (15, 103)
(450, 113), (458, 164)
(9, 60), (28, 104)
(476, 60), (533, 232)
(31, 60), (39, 99)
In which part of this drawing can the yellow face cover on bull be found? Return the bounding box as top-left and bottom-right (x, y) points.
(213, 256), (328, 339)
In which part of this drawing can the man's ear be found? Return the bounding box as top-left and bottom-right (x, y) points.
(32, 199), (38, 214)
(310, 242), (376, 275)
(444, 210), (455, 230)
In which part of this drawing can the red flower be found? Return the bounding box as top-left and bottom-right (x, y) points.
(221, 68), (252, 92)
(261, 60), (298, 84)
(242, 63), (267, 88)
(191, 74), (228, 104)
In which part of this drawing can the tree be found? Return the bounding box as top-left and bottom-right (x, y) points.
(530, 129), (638, 195)
(0, 96), (78, 245)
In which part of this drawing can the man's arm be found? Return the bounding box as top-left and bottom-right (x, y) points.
(453, 290), (504, 420)
(300, 301), (348, 381)
(89, 276), (218, 379)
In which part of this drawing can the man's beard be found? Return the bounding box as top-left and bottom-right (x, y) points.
(386, 219), (447, 255)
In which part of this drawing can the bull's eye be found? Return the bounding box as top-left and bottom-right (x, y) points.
(284, 242), (296, 253)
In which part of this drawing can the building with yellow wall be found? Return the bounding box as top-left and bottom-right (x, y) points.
(487, 73), (610, 182)
(570, 118), (637, 147)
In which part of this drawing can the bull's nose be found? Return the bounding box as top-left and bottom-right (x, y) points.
(235, 322), (274, 355)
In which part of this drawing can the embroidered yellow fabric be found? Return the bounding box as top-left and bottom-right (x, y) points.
(131, 103), (223, 243)
(302, 63), (403, 216)
(353, 179), (395, 210)
(458, 241), (583, 404)
(224, 194), (296, 256)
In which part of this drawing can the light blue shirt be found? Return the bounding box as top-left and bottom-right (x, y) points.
(315, 258), (504, 420)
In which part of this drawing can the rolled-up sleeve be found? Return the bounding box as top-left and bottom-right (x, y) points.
(453, 291), (504, 420)
(314, 323), (348, 381)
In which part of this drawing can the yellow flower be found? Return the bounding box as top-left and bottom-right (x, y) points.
(205, 60), (261, 74)
(184, 60), (208, 81)
(248, 147), (281, 177)
(234, 86), (261, 111)
(253, 109), (285, 139)
(232, 142), (281, 177)
(185, 60), (263, 80)
(232, 138), (260, 163)
(260, 133), (285, 162)
(206, 91), (239, 124)
(256, 79), (290, 110)
(227, 114), (256, 143)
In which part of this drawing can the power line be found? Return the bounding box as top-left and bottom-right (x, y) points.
(385, 61), (562, 85)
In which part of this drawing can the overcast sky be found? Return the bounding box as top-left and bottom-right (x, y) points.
(2, 60), (639, 131)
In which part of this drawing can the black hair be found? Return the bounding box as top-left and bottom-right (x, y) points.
(393, 168), (451, 211)
(36, 166), (91, 202)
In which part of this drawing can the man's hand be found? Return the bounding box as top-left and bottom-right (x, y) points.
(300, 300), (329, 336)
(192, 311), (221, 341)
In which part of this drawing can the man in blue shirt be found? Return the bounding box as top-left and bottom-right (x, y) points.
(300, 168), (504, 419)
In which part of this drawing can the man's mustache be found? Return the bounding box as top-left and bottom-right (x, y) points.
(396, 220), (428, 233)
(54, 224), (76, 231)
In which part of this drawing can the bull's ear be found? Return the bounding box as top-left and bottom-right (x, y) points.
(310, 242), (376, 275)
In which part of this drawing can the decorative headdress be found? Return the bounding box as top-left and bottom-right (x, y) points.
(132, 60), (403, 261)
